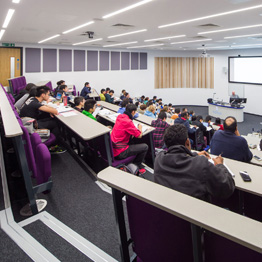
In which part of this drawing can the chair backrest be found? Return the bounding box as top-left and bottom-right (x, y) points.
(30, 133), (42, 155)
(126, 195), (194, 262)
(10, 76), (26, 95)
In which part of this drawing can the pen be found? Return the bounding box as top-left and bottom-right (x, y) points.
(219, 152), (223, 157)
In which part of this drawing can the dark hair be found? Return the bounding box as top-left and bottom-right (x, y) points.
(175, 108), (180, 114)
(189, 110), (194, 115)
(125, 103), (137, 114)
(141, 95), (145, 99)
(159, 98), (162, 101)
(146, 100), (153, 107)
(84, 100), (96, 112)
(58, 85), (67, 91)
(158, 111), (167, 120)
(125, 92), (129, 96)
(191, 115), (197, 121)
(156, 99), (159, 103)
(121, 98), (129, 108)
(25, 83), (35, 92)
(164, 124), (188, 148)
(182, 108), (187, 112)
(197, 115), (203, 121)
(168, 103), (172, 107)
(85, 82), (89, 86)
(140, 104), (146, 110)
(74, 96), (84, 106)
(122, 89), (125, 93)
(159, 102), (163, 105)
(101, 88), (105, 93)
(205, 115), (212, 122)
(57, 80), (65, 86)
(35, 86), (50, 97)
(28, 86), (37, 98)
(153, 96), (157, 99)
(181, 111), (188, 118)
(109, 89), (114, 94)
(215, 117), (221, 125)
(223, 116), (237, 133)
(135, 101), (139, 107)
(106, 87), (110, 92)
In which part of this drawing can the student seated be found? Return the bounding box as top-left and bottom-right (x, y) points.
(151, 112), (170, 149)
(213, 117), (224, 130)
(120, 89), (126, 100)
(175, 111), (196, 135)
(80, 82), (91, 99)
(100, 88), (106, 101)
(105, 89), (114, 103)
(154, 124), (235, 201)
(192, 115), (207, 150)
(210, 116), (253, 162)
(74, 96), (85, 112)
(144, 105), (156, 119)
(137, 104), (146, 114)
(14, 83), (36, 110)
(82, 99), (97, 121)
(171, 108), (180, 120)
(111, 104), (148, 174)
(152, 96), (157, 104)
(124, 92), (133, 104)
(138, 95), (145, 104)
(53, 84), (69, 102)
(118, 98), (139, 118)
(15, 83), (35, 102)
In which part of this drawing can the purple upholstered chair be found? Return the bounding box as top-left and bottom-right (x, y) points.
(10, 76), (26, 95)
(126, 196), (194, 262)
(43, 133), (56, 147)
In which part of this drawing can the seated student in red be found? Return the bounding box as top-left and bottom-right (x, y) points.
(111, 104), (148, 174)
(213, 117), (224, 130)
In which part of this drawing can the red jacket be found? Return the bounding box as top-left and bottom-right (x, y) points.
(111, 114), (141, 157)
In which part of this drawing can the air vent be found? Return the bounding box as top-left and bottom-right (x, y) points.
(189, 35), (209, 39)
(197, 23), (220, 28)
(112, 23), (134, 27)
(106, 40), (117, 43)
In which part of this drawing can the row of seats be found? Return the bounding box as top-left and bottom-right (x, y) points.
(9, 76), (27, 95)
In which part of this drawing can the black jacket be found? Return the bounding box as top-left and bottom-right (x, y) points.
(154, 145), (235, 201)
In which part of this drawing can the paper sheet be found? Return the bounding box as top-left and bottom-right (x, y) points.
(60, 111), (77, 117)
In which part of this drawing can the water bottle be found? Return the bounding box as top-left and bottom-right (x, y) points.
(63, 96), (68, 106)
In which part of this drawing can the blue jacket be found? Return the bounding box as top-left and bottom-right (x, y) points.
(210, 130), (253, 162)
(80, 86), (91, 98)
(174, 117), (195, 134)
(144, 110), (156, 119)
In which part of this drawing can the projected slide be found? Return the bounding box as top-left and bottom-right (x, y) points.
(229, 56), (262, 85)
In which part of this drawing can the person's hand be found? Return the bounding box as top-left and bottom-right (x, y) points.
(137, 124), (142, 131)
(235, 129), (240, 136)
(212, 155), (224, 165)
(198, 151), (211, 159)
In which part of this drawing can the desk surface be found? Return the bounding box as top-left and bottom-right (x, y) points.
(99, 101), (119, 111)
(36, 80), (51, 86)
(98, 166), (262, 254)
(89, 89), (100, 98)
(56, 109), (110, 140)
(0, 88), (22, 137)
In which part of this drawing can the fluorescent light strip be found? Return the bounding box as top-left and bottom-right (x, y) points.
(198, 24), (262, 35)
(62, 21), (94, 34)
(159, 4), (262, 28)
(12, 0), (20, 3)
(38, 34), (60, 44)
(0, 30), (5, 40)
(233, 43), (262, 48)
(197, 43), (262, 49)
(224, 33), (262, 39)
(103, 0), (152, 19)
(73, 38), (103, 46)
(144, 35), (186, 42)
(3, 9), (15, 28)
(197, 46), (229, 49)
(170, 39), (212, 45)
(103, 41), (137, 47)
(127, 43), (164, 49)
(108, 29), (147, 39)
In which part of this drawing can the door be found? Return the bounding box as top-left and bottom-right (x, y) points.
(0, 47), (22, 87)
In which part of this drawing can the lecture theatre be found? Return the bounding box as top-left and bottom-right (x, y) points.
(1, 0), (262, 261)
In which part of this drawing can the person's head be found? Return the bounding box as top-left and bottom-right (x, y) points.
(121, 98), (129, 108)
(35, 86), (51, 101)
(153, 96), (157, 100)
(59, 85), (68, 93)
(74, 96), (85, 107)
(224, 116), (237, 133)
(215, 117), (221, 125)
(159, 98), (162, 102)
(125, 92), (130, 98)
(156, 99), (159, 103)
(175, 108), (181, 114)
(197, 115), (203, 122)
(164, 124), (190, 149)
(146, 100), (153, 107)
(135, 101), (139, 107)
(141, 95), (145, 100)
(162, 105), (168, 112)
(182, 107), (187, 112)
(109, 90), (114, 96)
(100, 88), (106, 94)
(25, 83), (35, 92)
(191, 115), (197, 122)
(205, 115), (212, 123)
(158, 111), (167, 121)
(85, 82), (90, 87)
(181, 111), (189, 119)
(148, 105), (155, 113)
(168, 103), (173, 107)
(57, 80), (65, 86)
(84, 100), (96, 113)
(189, 110), (194, 116)
(106, 87), (110, 93)
(125, 103), (137, 117)
(232, 91), (235, 96)
(122, 89), (125, 94)
(140, 104), (147, 111)
(145, 97), (149, 101)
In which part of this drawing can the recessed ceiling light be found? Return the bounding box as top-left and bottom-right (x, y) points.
(12, 0), (20, 3)
(62, 21), (94, 34)
(144, 35), (186, 42)
(127, 43), (164, 49)
(0, 30), (5, 40)
(3, 9), (15, 28)
(198, 24), (262, 35)
(224, 33), (262, 39)
(38, 34), (60, 44)
(159, 4), (262, 28)
(103, 0), (153, 19)
(108, 29), (147, 39)
(103, 41), (138, 47)
(170, 39), (212, 45)
(73, 38), (103, 46)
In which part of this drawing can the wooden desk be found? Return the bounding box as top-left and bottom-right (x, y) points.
(98, 167), (262, 259)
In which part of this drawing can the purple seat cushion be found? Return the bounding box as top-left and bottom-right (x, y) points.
(30, 133), (42, 155)
(112, 155), (136, 167)
(43, 133), (56, 147)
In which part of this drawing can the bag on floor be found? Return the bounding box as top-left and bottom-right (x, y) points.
(117, 163), (140, 176)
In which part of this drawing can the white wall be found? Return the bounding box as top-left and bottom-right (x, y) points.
(20, 43), (262, 115)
